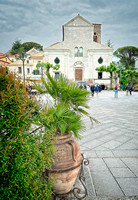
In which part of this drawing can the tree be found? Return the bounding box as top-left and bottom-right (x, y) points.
(22, 42), (43, 51)
(11, 40), (43, 55)
(11, 40), (22, 55)
(107, 40), (114, 49)
(114, 46), (138, 69)
(36, 62), (60, 73)
(96, 62), (117, 88)
(116, 68), (138, 87)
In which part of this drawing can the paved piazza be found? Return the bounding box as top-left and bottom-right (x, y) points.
(78, 90), (138, 198)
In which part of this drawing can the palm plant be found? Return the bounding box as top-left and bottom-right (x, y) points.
(38, 103), (84, 139)
(34, 72), (97, 138)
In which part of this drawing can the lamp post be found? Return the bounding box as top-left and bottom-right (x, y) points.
(16, 52), (30, 83)
(20, 53), (26, 82)
(37, 63), (44, 77)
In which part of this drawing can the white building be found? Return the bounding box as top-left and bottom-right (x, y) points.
(8, 48), (44, 83)
(44, 14), (113, 85)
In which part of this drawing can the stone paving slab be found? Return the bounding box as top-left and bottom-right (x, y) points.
(103, 158), (127, 168)
(116, 178), (138, 196)
(89, 170), (124, 196)
(109, 168), (136, 178)
(96, 150), (114, 158)
(112, 150), (138, 157)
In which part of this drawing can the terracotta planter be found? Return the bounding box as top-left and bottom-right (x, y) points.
(48, 134), (82, 195)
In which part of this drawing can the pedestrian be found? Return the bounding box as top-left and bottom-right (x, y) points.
(87, 84), (91, 91)
(125, 84), (129, 95)
(90, 84), (95, 96)
(95, 85), (99, 95)
(114, 84), (118, 98)
(28, 85), (32, 95)
(129, 84), (133, 95)
(79, 84), (83, 89)
(98, 85), (102, 92)
(83, 84), (87, 89)
(120, 84), (123, 91)
(25, 85), (29, 92)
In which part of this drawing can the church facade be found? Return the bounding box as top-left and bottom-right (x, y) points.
(44, 14), (113, 85)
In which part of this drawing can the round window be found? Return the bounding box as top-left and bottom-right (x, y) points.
(54, 57), (60, 64)
(98, 57), (103, 64)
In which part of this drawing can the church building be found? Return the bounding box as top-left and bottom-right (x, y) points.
(44, 14), (113, 84)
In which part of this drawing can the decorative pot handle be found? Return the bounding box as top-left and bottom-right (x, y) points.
(68, 140), (77, 161)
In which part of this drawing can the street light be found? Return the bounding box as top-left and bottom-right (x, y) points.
(37, 63), (45, 77)
(16, 52), (29, 82)
(20, 53), (26, 82)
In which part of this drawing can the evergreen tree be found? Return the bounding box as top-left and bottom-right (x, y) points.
(114, 46), (138, 69)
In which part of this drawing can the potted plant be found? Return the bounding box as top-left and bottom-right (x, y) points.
(34, 72), (97, 195)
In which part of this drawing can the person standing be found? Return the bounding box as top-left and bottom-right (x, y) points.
(114, 84), (118, 98)
(83, 84), (87, 89)
(129, 84), (133, 95)
(98, 85), (102, 92)
(87, 84), (91, 92)
(120, 84), (124, 91)
(95, 85), (99, 95)
(79, 84), (83, 89)
(90, 84), (95, 96)
(125, 84), (129, 95)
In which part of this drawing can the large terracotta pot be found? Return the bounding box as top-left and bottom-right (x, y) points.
(48, 134), (82, 195)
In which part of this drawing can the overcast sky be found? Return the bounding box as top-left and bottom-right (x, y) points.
(0, 0), (138, 55)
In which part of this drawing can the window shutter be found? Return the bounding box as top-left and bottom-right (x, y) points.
(75, 47), (78, 57)
(79, 47), (83, 57)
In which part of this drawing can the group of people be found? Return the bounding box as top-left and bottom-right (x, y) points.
(79, 83), (102, 96)
(79, 82), (134, 99)
(26, 85), (38, 95)
(113, 83), (133, 98)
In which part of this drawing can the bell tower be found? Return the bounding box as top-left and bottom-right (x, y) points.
(93, 24), (101, 43)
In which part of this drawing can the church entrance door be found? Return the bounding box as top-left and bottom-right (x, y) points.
(75, 69), (82, 81)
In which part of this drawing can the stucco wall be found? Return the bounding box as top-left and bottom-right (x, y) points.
(44, 15), (113, 84)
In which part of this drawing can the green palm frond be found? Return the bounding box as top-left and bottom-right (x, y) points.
(42, 75), (58, 98)
(34, 71), (98, 138)
(33, 81), (46, 93)
(75, 108), (99, 123)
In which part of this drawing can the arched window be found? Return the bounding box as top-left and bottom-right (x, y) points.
(93, 32), (98, 42)
(79, 47), (83, 57)
(75, 47), (78, 57)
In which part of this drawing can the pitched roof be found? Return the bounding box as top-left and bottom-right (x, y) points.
(63, 14), (93, 27)
(26, 47), (41, 55)
(0, 53), (5, 58)
(9, 54), (20, 57)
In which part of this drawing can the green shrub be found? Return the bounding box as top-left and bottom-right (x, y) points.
(0, 68), (54, 200)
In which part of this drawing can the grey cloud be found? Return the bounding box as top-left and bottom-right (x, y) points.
(0, 9), (30, 32)
(0, 0), (138, 53)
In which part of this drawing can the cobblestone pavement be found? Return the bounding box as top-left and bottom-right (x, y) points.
(77, 90), (138, 199)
